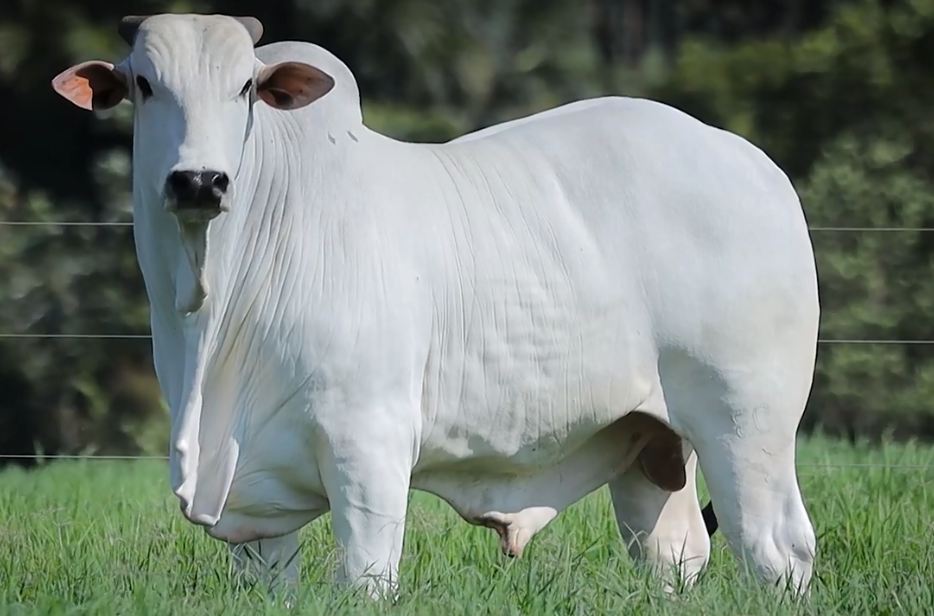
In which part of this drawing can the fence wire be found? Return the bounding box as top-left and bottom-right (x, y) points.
(0, 454), (931, 471)
(4, 222), (934, 231)
(7, 221), (934, 231)
(0, 221), (134, 227)
(3, 334), (934, 344)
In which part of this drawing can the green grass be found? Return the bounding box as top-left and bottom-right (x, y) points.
(2, 435), (934, 615)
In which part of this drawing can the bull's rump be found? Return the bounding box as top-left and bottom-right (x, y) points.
(410, 96), (818, 468)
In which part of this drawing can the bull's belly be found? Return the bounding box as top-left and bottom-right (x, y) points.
(416, 348), (659, 472)
(416, 405), (632, 474)
(410, 411), (664, 555)
(412, 345), (663, 519)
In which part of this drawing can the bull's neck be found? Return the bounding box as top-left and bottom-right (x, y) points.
(187, 104), (362, 347)
(132, 101), (369, 344)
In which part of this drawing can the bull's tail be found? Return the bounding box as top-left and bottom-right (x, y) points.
(702, 499), (718, 535)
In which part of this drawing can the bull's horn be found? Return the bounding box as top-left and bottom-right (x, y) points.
(233, 16), (264, 45)
(118, 15), (263, 47)
(118, 15), (148, 46)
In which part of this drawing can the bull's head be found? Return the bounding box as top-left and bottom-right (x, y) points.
(51, 14), (336, 312)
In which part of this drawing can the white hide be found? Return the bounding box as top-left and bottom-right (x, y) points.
(67, 14), (820, 600)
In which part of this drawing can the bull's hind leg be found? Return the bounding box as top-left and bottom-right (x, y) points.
(609, 440), (710, 592)
(663, 352), (816, 595)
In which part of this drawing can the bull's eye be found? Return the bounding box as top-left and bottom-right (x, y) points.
(239, 79), (253, 98)
(135, 76), (153, 99)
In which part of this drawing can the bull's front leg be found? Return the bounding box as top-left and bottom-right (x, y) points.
(228, 532), (301, 602)
(318, 405), (416, 602)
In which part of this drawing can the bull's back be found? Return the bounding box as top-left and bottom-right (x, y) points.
(445, 96), (816, 350)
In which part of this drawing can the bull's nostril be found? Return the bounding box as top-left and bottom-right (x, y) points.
(166, 170), (199, 200)
(211, 172), (230, 194)
(165, 169), (229, 213)
(165, 169), (230, 211)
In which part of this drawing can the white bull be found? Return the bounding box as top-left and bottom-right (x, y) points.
(52, 13), (819, 600)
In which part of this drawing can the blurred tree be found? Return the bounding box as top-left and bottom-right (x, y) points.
(6, 0), (932, 464)
(652, 0), (934, 441)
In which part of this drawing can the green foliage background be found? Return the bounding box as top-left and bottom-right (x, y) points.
(2, 0), (932, 462)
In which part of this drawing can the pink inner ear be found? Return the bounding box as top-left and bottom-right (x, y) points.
(52, 61), (126, 111)
(257, 88), (295, 109)
(256, 62), (335, 110)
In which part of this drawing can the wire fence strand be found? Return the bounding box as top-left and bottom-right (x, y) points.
(0, 221), (134, 227)
(0, 453), (930, 470)
(4, 334), (934, 345)
(6, 221), (934, 231)
(0, 454), (170, 460)
(0, 334), (152, 339)
(809, 227), (934, 232)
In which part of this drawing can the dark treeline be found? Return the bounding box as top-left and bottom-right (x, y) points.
(2, 0), (932, 467)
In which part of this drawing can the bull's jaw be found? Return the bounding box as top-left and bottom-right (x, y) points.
(175, 219), (211, 314)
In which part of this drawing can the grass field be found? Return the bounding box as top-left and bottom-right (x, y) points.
(2, 436), (934, 615)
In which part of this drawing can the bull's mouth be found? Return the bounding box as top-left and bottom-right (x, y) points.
(166, 197), (230, 223)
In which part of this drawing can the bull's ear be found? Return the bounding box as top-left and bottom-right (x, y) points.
(52, 60), (128, 111)
(255, 61), (334, 111)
